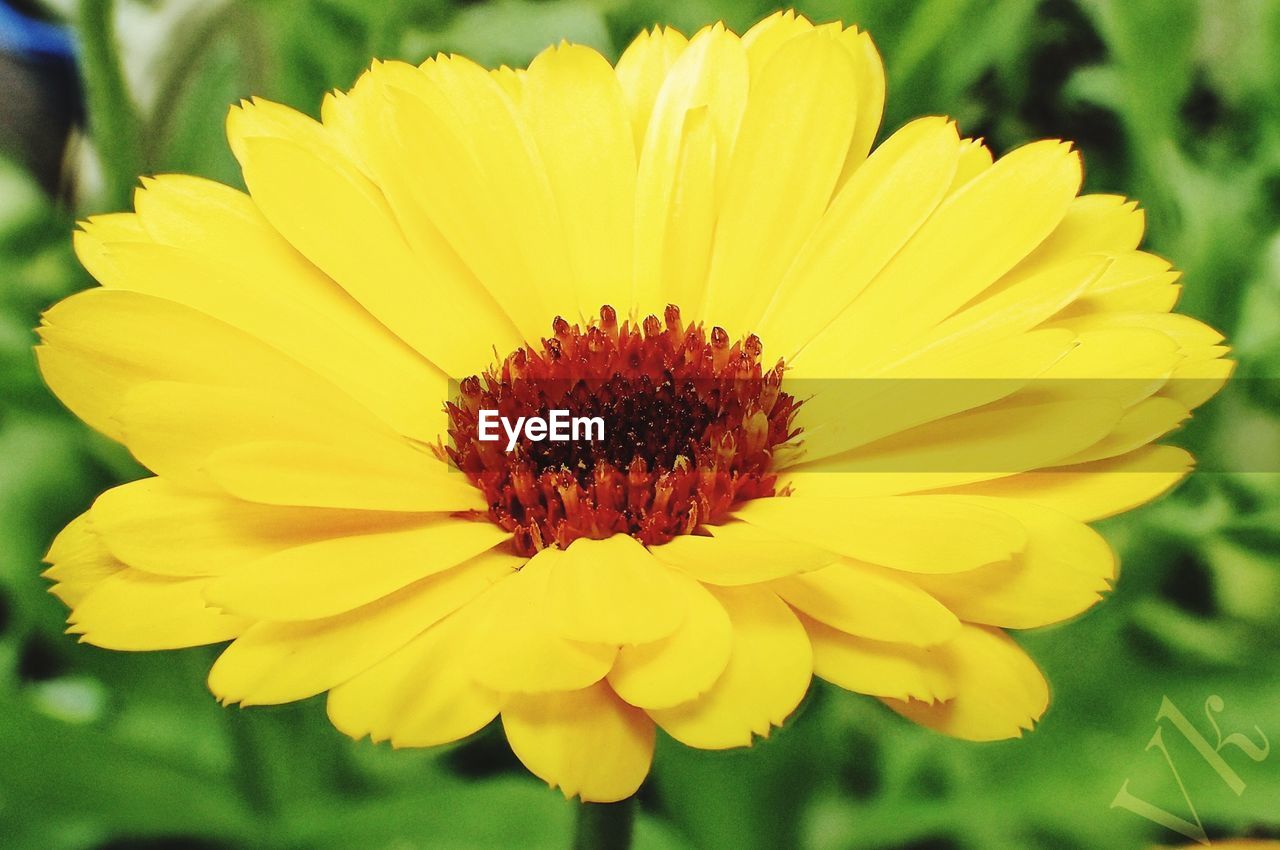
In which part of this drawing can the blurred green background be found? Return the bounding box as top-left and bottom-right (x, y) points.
(2, 0), (1279, 848)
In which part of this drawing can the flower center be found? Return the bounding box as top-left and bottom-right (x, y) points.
(446, 306), (800, 555)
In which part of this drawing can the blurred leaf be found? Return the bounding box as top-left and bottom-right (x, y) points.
(285, 776), (568, 849)
(652, 696), (828, 850)
(0, 415), (97, 592)
(403, 0), (613, 67)
(0, 690), (255, 850)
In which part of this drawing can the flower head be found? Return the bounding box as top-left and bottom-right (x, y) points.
(39, 10), (1230, 802)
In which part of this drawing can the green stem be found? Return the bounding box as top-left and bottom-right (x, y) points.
(573, 799), (636, 850)
(76, 0), (144, 211)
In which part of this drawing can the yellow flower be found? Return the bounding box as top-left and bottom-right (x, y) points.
(38, 10), (1230, 803)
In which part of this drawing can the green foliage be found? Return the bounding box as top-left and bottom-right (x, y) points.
(1, 1), (1278, 848)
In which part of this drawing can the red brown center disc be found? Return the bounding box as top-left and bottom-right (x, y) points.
(446, 305), (801, 555)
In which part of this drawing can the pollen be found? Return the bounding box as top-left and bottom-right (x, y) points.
(446, 306), (801, 555)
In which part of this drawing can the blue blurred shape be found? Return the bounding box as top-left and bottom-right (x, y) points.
(0, 1), (76, 61)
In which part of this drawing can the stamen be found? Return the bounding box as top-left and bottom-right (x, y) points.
(447, 306), (800, 555)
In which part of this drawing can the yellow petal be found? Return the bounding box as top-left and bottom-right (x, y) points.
(739, 13), (884, 184)
(73, 211), (146, 257)
(43, 512), (124, 606)
(1101, 285), (1181, 314)
(35, 289), (342, 444)
(79, 176), (449, 441)
(797, 140), (1082, 369)
(387, 54), (578, 333)
(370, 78), (557, 339)
(467, 554), (617, 693)
(910, 498), (1115, 629)
(951, 445), (1192, 521)
(1053, 305), (1233, 409)
(894, 256), (1109, 360)
(323, 66), (527, 351)
(781, 399), (1126, 501)
(232, 113), (510, 375)
(1062, 396), (1189, 465)
(803, 614), (955, 702)
(1080, 250), (1176, 293)
(1057, 310), (1224, 351)
(544, 534), (685, 645)
(209, 549), (516, 705)
(947, 137), (994, 191)
(112, 380), (431, 493)
(418, 51), (579, 283)
(648, 105), (718, 313)
(487, 65), (525, 100)
(793, 330), (1081, 463)
(502, 681), (655, 803)
(633, 23), (747, 312)
(648, 586), (811, 749)
(760, 117), (961, 361)
(522, 43), (635, 317)
(734, 495), (1026, 574)
(772, 561), (960, 646)
(702, 29), (860, 333)
(1163, 355), (1234, 410)
(69, 570), (247, 650)
(43, 509), (97, 564)
(615, 26), (689, 151)
(835, 26), (886, 181)
(379, 60), (557, 309)
(608, 573), (732, 710)
(204, 521), (508, 621)
(740, 11), (820, 78)
(1029, 328), (1181, 405)
(883, 625), (1049, 741)
(1057, 251), (1180, 317)
(327, 602), (502, 748)
(90, 477), (424, 576)
(226, 95), (336, 160)
(794, 397), (1124, 495)
(1007, 194), (1144, 283)
(206, 440), (482, 513)
(649, 520), (837, 585)
(317, 89), (377, 174)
